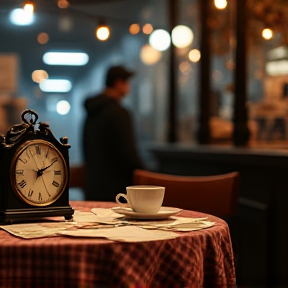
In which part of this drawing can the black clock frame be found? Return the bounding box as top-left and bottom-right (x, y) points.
(0, 110), (74, 223)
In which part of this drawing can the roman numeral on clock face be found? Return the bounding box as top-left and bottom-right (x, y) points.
(52, 181), (60, 187)
(28, 189), (33, 197)
(16, 170), (24, 176)
(18, 180), (27, 188)
(35, 145), (41, 155)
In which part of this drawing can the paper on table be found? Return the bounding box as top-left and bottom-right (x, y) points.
(88, 208), (216, 232)
(125, 215), (215, 232)
(73, 210), (124, 227)
(150, 221), (216, 232)
(0, 222), (75, 239)
(59, 225), (178, 242)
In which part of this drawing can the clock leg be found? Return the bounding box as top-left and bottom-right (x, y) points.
(64, 215), (74, 221)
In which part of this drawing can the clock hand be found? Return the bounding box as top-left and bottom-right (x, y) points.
(41, 176), (51, 197)
(37, 160), (57, 178)
(29, 148), (41, 171)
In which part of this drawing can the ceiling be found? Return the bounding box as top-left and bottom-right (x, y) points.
(0, 0), (155, 94)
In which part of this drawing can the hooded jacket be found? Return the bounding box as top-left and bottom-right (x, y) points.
(83, 93), (144, 201)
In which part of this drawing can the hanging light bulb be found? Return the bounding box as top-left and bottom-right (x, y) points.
(142, 23), (153, 35)
(58, 0), (70, 9)
(262, 28), (273, 40)
(96, 22), (110, 41)
(171, 25), (194, 48)
(129, 23), (140, 35)
(23, 1), (35, 13)
(214, 0), (227, 9)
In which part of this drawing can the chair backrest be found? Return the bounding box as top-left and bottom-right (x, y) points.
(69, 165), (86, 189)
(133, 169), (240, 219)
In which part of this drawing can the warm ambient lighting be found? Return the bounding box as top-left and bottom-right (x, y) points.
(188, 49), (201, 62)
(129, 24), (140, 35)
(37, 33), (49, 44)
(39, 79), (72, 93)
(171, 25), (194, 48)
(96, 25), (110, 41)
(179, 61), (192, 74)
(149, 29), (171, 51)
(143, 24), (153, 35)
(9, 8), (34, 26)
(262, 28), (273, 40)
(214, 0), (227, 9)
(266, 60), (288, 76)
(267, 46), (288, 60)
(32, 70), (48, 83)
(23, 1), (35, 13)
(140, 44), (162, 65)
(56, 100), (71, 115)
(43, 52), (89, 66)
(58, 0), (70, 9)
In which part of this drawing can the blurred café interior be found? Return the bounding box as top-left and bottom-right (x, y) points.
(1, 0), (288, 287)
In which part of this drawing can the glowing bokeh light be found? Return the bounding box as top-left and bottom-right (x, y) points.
(58, 0), (70, 9)
(58, 16), (73, 32)
(43, 52), (89, 66)
(32, 70), (48, 83)
(37, 33), (49, 44)
(172, 25), (194, 48)
(23, 3), (34, 13)
(143, 24), (153, 35)
(214, 0), (227, 9)
(179, 61), (192, 74)
(140, 44), (162, 65)
(262, 28), (273, 40)
(188, 49), (201, 62)
(96, 26), (110, 41)
(129, 23), (140, 35)
(149, 29), (171, 51)
(39, 79), (72, 93)
(9, 8), (34, 26)
(56, 100), (71, 115)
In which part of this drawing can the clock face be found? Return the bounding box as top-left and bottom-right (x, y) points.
(11, 140), (68, 206)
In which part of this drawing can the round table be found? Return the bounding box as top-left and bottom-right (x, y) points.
(0, 201), (236, 288)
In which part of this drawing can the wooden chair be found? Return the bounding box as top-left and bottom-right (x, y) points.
(69, 165), (87, 190)
(133, 169), (240, 219)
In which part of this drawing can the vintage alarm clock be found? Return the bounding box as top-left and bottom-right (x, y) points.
(0, 109), (74, 223)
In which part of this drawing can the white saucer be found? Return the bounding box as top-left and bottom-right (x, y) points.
(111, 206), (182, 220)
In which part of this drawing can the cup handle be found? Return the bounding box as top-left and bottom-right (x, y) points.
(115, 193), (131, 208)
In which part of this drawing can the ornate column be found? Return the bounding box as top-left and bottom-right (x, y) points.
(233, 0), (250, 146)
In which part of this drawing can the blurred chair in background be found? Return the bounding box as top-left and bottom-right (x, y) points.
(133, 169), (240, 220)
(69, 165), (86, 201)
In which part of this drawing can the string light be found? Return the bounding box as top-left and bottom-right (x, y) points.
(143, 24), (153, 35)
(140, 44), (162, 65)
(171, 25), (194, 48)
(23, 1), (35, 13)
(262, 28), (273, 40)
(58, 0), (70, 9)
(214, 0), (227, 10)
(37, 32), (49, 44)
(129, 23), (140, 35)
(188, 49), (201, 62)
(96, 22), (110, 41)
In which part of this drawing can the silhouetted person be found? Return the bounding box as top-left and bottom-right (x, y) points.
(82, 65), (144, 201)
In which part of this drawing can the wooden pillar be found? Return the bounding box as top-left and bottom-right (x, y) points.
(197, 0), (211, 144)
(167, 0), (178, 143)
(233, 0), (250, 146)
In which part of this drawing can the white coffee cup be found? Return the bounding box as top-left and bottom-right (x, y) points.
(115, 185), (165, 213)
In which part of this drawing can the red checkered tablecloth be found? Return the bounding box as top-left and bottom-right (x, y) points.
(0, 201), (236, 288)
